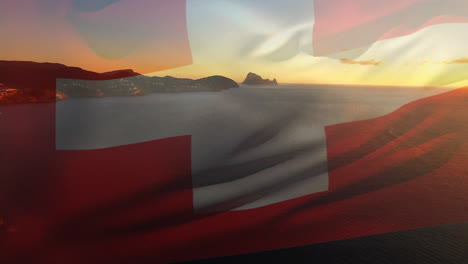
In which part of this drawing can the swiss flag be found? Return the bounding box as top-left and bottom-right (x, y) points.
(2, 82), (468, 263)
(3, 0), (468, 263)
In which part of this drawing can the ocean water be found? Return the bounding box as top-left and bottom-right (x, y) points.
(56, 84), (451, 210)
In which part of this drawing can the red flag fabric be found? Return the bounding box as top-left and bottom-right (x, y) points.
(313, 0), (468, 56)
(1, 0), (191, 74)
(2, 86), (468, 263)
(3, 0), (468, 263)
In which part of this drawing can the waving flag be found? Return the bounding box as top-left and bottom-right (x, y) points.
(2, 0), (468, 264)
(313, 0), (468, 57)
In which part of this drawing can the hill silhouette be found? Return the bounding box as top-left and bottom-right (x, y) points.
(242, 72), (278, 85)
(0, 61), (238, 103)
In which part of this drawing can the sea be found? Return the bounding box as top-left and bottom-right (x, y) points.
(55, 84), (452, 210)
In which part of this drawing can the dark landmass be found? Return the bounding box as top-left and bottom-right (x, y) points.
(57, 74), (239, 98)
(242, 72), (278, 85)
(0, 61), (238, 103)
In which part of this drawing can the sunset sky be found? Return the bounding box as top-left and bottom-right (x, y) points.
(2, 0), (468, 87)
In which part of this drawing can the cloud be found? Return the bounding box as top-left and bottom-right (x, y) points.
(445, 57), (468, 64)
(340, 58), (382, 66)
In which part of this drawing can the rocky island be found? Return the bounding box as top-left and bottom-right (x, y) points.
(242, 72), (278, 85)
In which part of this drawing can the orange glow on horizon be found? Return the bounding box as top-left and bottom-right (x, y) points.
(1, 0), (192, 75)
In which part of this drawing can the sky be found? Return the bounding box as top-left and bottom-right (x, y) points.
(2, 0), (468, 87)
(1, 0), (192, 73)
(160, 0), (468, 87)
